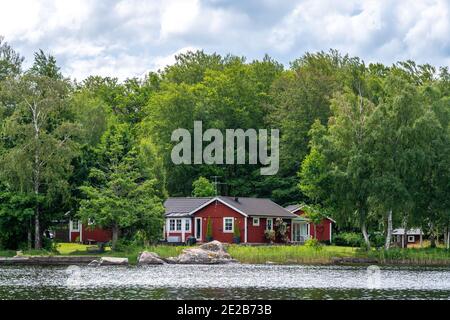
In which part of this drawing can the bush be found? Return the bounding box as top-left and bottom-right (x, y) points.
(304, 238), (322, 250)
(264, 230), (276, 243)
(333, 232), (363, 247)
(42, 237), (58, 253)
(370, 232), (385, 248)
(113, 239), (133, 252)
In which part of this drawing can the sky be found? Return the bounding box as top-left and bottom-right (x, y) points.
(1, 0), (449, 81)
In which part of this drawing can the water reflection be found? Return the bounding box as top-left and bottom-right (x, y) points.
(1, 264), (449, 300)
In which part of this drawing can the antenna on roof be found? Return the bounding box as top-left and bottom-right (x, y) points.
(211, 176), (227, 196)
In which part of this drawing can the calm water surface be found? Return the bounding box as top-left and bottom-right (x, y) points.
(1, 264), (449, 300)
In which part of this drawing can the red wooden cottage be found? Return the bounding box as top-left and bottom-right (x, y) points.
(68, 197), (334, 245)
(164, 197), (333, 244)
(285, 204), (335, 243)
(68, 219), (112, 244)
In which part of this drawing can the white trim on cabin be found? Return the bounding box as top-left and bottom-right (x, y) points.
(408, 235), (415, 243)
(244, 217), (248, 243)
(252, 217), (260, 226)
(69, 219), (82, 242)
(187, 197), (249, 217)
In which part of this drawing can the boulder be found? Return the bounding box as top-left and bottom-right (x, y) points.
(163, 257), (178, 264)
(137, 252), (166, 265)
(198, 240), (227, 252)
(99, 257), (129, 266)
(171, 241), (236, 264)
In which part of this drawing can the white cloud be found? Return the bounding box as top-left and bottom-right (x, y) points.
(152, 46), (200, 71)
(0, 0), (449, 80)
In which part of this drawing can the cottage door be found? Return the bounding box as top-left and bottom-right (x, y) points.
(195, 217), (202, 241)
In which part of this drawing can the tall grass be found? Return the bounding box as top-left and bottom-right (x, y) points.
(227, 245), (358, 264)
(367, 247), (450, 265)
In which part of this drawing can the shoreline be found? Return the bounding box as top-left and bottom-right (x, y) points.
(1, 255), (449, 267)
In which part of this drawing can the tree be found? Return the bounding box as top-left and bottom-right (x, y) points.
(30, 49), (62, 79)
(192, 177), (216, 197)
(0, 36), (24, 81)
(78, 123), (165, 249)
(0, 69), (78, 249)
(300, 89), (377, 249)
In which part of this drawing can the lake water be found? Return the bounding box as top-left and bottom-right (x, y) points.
(1, 264), (450, 300)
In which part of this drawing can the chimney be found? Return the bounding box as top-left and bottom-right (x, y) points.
(234, 197), (239, 203)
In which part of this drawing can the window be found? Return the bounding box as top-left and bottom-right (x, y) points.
(169, 219), (189, 232)
(408, 235), (415, 243)
(71, 220), (80, 231)
(266, 218), (273, 231)
(169, 219), (176, 231)
(224, 217), (234, 233)
(253, 217), (260, 226)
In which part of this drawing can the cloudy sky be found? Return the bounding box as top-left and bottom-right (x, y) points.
(1, 0), (449, 80)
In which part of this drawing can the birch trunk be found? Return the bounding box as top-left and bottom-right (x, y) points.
(360, 209), (370, 249)
(31, 102), (42, 250)
(111, 223), (119, 250)
(430, 222), (436, 248)
(384, 209), (392, 250)
(447, 227), (450, 250)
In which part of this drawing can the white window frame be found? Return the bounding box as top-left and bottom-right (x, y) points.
(223, 217), (234, 233)
(252, 217), (260, 226)
(185, 219), (191, 232)
(407, 235), (415, 243)
(169, 219), (176, 232)
(176, 219), (182, 231)
(71, 220), (80, 232)
(266, 218), (273, 231)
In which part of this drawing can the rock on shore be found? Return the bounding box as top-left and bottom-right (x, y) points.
(170, 241), (237, 264)
(137, 252), (166, 265)
(99, 257), (129, 266)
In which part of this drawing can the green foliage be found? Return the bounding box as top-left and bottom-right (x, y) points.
(0, 36), (23, 81)
(304, 238), (322, 250)
(192, 176), (216, 197)
(78, 122), (166, 248)
(333, 232), (364, 247)
(264, 230), (276, 243)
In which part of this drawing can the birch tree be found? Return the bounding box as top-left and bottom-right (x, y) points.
(0, 69), (77, 249)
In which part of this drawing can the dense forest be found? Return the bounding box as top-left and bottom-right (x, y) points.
(0, 36), (449, 250)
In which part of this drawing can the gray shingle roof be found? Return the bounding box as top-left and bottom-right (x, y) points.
(392, 228), (422, 235)
(164, 196), (297, 218)
(164, 197), (212, 217)
(218, 197), (297, 218)
(285, 204), (302, 213)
